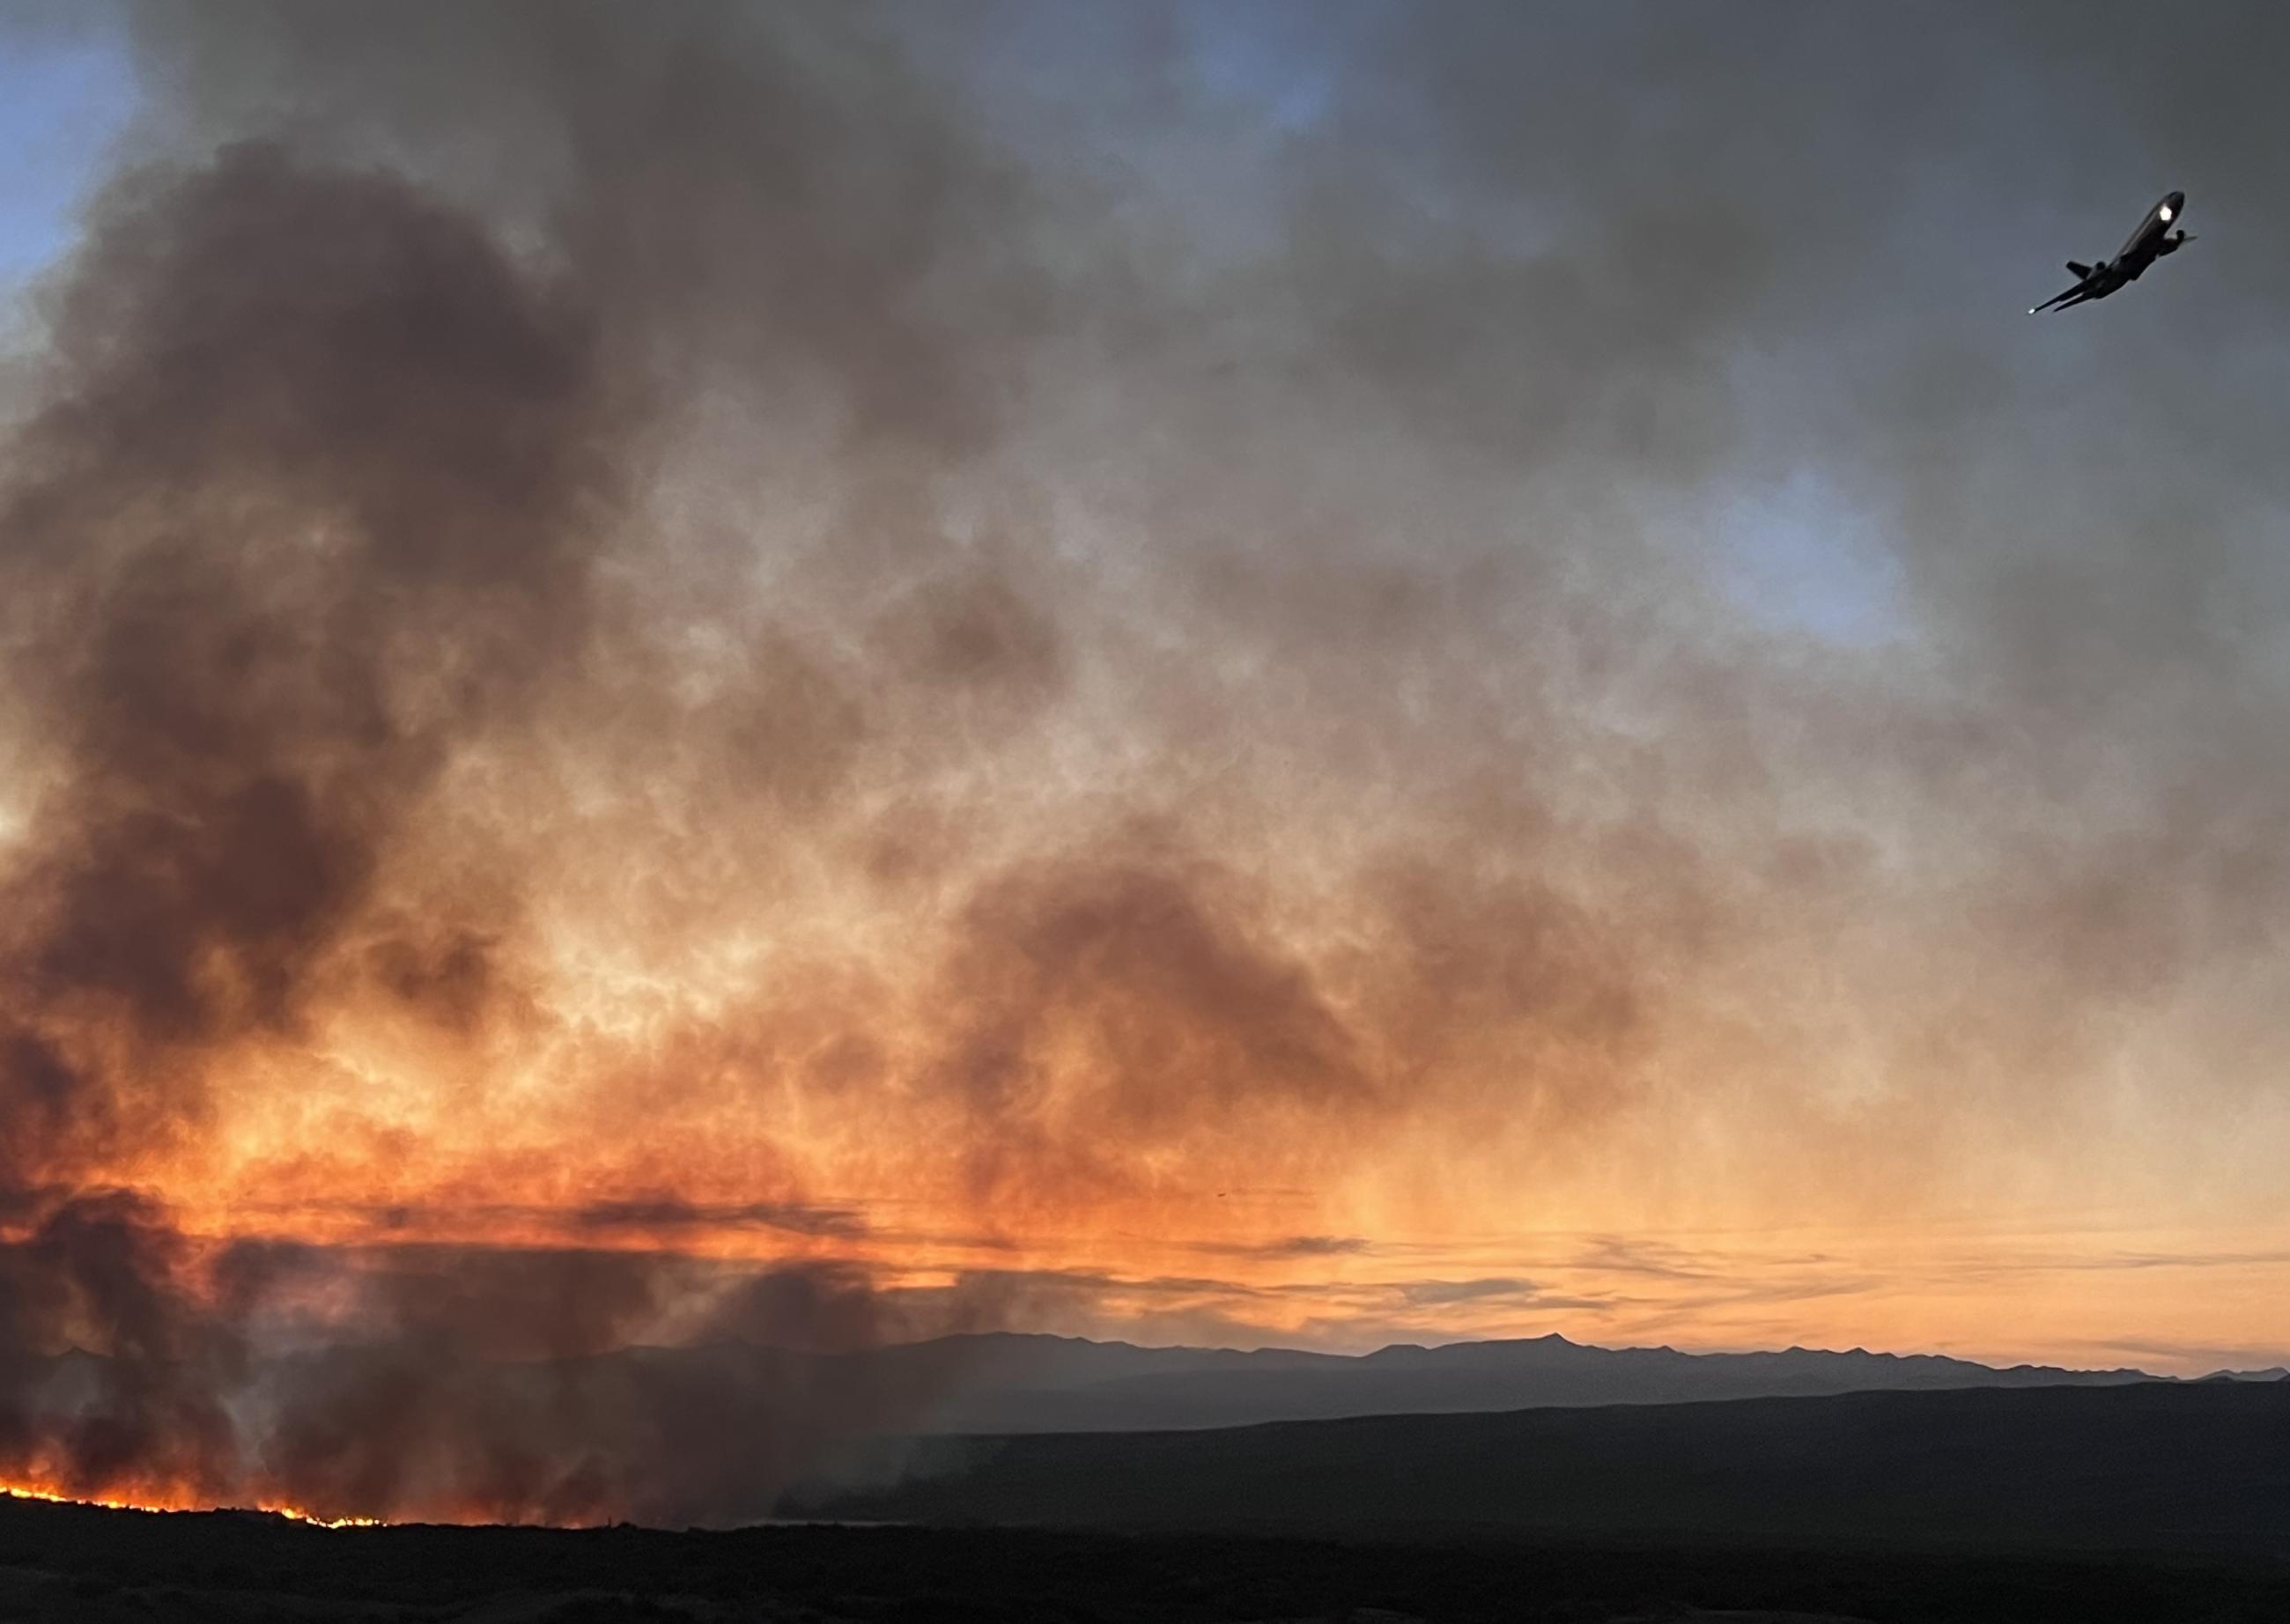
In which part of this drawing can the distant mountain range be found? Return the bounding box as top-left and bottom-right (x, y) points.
(844, 1330), (2277, 1433)
(24, 1330), (2275, 1441)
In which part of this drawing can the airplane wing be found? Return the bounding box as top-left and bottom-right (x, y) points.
(2029, 280), (2094, 314)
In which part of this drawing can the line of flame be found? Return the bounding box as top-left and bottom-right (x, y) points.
(1, 1480), (380, 1529)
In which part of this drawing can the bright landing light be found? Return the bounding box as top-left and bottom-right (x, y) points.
(2161, 204), (2174, 221)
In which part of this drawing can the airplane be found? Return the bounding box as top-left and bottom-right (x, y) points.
(2029, 190), (2193, 314)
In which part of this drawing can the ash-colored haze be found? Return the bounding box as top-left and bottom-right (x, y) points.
(1, 0), (2286, 1520)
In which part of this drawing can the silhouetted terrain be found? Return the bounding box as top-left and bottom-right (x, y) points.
(795, 1381), (2290, 1557)
(7, 1495), (2290, 1622)
(14, 1332), (2200, 1473)
(852, 1331), (2174, 1433)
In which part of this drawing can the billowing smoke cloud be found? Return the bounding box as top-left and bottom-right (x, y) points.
(0, 0), (1040, 1523)
(4, 0), (2289, 1519)
(0, 129), (611, 1511)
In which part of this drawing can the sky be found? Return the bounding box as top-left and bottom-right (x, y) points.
(2, 0), (2289, 1520)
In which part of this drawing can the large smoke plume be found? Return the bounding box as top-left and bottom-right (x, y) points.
(0, 0), (1040, 1524)
(3, 0), (2289, 1519)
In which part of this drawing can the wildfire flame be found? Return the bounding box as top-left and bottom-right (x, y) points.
(1, 1480), (380, 1529)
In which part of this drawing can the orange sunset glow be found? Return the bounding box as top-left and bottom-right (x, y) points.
(3, 1), (2287, 1529)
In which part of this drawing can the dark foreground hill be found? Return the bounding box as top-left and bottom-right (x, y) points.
(7, 1495), (2290, 1624)
(796, 1380), (2290, 1558)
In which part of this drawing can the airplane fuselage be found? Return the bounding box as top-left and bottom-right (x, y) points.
(2112, 189), (2187, 282)
(2117, 190), (2184, 264)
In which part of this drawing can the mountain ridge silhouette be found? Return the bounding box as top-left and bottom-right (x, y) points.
(809, 1328), (2217, 1431)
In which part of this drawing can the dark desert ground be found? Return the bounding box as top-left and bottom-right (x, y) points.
(10, 1502), (2290, 1623)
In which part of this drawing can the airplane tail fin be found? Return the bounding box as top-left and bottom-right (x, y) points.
(2067, 261), (2095, 279)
